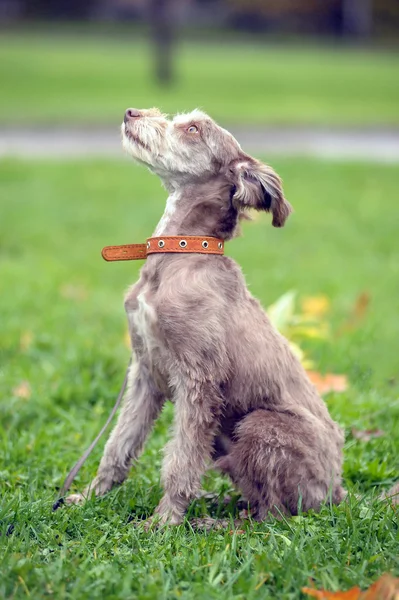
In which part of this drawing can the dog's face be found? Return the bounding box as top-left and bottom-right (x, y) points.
(122, 107), (240, 179)
(122, 107), (292, 227)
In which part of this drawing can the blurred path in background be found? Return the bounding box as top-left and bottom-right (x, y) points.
(1, 126), (399, 162)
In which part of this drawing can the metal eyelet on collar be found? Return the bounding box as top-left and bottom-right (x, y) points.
(202, 240), (209, 249)
(179, 240), (187, 248)
(147, 241), (151, 249)
(218, 242), (223, 249)
(158, 240), (165, 248)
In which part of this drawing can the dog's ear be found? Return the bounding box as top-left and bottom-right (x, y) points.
(231, 157), (292, 227)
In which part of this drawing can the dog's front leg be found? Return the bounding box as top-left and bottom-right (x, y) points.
(66, 361), (164, 504)
(153, 379), (222, 525)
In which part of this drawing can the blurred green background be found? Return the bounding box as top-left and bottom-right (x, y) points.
(1, 32), (399, 126)
(1, 2), (399, 599)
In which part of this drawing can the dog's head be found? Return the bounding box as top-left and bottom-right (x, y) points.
(122, 107), (291, 227)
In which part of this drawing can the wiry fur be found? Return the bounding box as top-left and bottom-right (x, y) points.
(66, 107), (348, 523)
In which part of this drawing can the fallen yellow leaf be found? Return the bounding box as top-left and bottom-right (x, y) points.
(302, 573), (399, 600)
(351, 428), (384, 442)
(302, 585), (361, 599)
(267, 291), (296, 333)
(306, 371), (348, 395)
(292, 324), (330, 340)
(353, 292), (370, 321)
(360, 573), (399, 599)
(338, 292), (371, 335)
(301, 295), (330, 318)
(13, 381), (31, 399)
(19, 331), (33, 352)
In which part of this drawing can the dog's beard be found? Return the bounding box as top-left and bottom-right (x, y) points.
(121, 123), (155, 165)
(122, 122), (150, 149)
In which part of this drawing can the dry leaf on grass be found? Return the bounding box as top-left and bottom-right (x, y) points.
(351, 428), (385, 442)
(307, 371), (348, 395)
(267, 292), (331, 370)
(361, 573), (399, 599)
(302, 586), (361, 599)
(12, 381), (31, 399)
(267, 291), (296, 332)
(338, 292), (370, 335)
(353, 292), (370, 321)
(19, 331), (33, 351)
(301, 295), (331, 318)
(302, 573), (399, 600)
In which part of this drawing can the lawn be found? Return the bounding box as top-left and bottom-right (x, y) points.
(0, 156), (398, 599)
(1, 30), (399, 126)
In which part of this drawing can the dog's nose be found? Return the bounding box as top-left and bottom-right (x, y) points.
(124, 108), (141, 123)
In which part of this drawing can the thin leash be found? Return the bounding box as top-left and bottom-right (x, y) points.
(53, 357), (132, 510)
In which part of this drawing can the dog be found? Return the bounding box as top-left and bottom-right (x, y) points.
(66, 107), (346, 525)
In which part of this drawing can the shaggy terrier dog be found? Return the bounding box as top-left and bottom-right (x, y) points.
(66, 108), (346, 525)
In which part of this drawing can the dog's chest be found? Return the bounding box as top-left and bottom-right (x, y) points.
(125, 282), (158, 356)
(125, 283), (171, 395)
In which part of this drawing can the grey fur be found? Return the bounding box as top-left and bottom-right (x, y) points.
(66, 108), (347, 522)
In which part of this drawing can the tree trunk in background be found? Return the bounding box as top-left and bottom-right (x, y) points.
(148, 0), (175, 85)
(342, 0), (373, 37)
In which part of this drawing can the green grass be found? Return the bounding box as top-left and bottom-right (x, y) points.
(1, 30), (399, 126)
(1, 157), (398, 599)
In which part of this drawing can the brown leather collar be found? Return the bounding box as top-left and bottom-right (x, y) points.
(101, 236), (225, 262)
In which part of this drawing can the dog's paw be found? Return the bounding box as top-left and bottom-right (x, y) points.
(140, 513), (177, 531)
(142, 515), (160, 532)
(190, 517), (221, 531)
(153, 498), (184, 526)
(190, 517), (244, 531)
(138, 505), (184, 531)
(65, 493), (85, 506)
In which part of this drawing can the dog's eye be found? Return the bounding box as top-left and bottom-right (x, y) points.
(187, 125), (198, 133)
